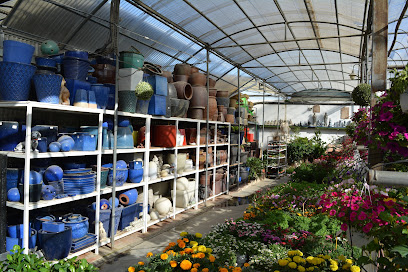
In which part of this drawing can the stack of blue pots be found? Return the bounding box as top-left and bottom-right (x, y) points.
(147, 75), (168, 115)
(32, 56), (63, 104)
(6, 224), (37, 253)
(0, 40), (36, 101)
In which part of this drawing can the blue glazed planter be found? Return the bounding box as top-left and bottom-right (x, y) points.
(0, 121), (20, 151)
(116, 160), (127, 169)
(44, 165), (63, 182)
(21, 170), (42, 185)
(107, 168), (128, 187)
(146, 75), (167, 96)
(7, 224), (31, 239)
(37, 137), (48, 153)
(57, 135), (75, 151)
(118, 202), (139, 230)
(6, 230), (37, 253)
(32, 125), (58, 143)
(33, 74), (63, 104)
(104, 83), (116, 110)
(148, 94), (167, 116)
(80, 126), (98, 142)
(119, 189), (138, 206)
(65, 50), (88, 60)
(63, 56), (90, 81)
(42, 221), (65, 233)
(38, 227), (72, 260)
(91, 84), (109, 109)
(35, 57), (57, 68)
(109, 197), (119, 208)
(18, 183), (42, 203)
(65, 79), (91, 106)
(3, 40), (35, 64)
(136, 98), (151, 114)
(100, 198), (110, 209)
(62, 216), (89, 240)
(87, 205), (123, 237)
(7, 188), (20, 202)
(129, 160), (143, 170)
(128, 168), (143, 183)
(63, 162), (86, 170)
(88, 89), (97, 108)
(117, 126), (134, 149)
(6, 168), (21, 191)
(49, 141), (61, 152)
(0, 62), (36, 101)
(72, 133), (97, 151)
(41, 185), (56, 200)
(34, 215), (56, 231)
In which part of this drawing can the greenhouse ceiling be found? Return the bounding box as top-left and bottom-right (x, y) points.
(0, 0), (407, 99)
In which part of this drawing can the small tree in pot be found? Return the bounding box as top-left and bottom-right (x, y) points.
(352, 83), (371, 106)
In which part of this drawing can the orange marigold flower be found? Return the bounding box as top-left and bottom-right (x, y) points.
(209, 255), (216, 262)
(219, 268), (228, 272)
(160, 253), (168, 260)
(201, 269), (209, 272)
(193, 263), (200, 268)
(138, 271), (145, 272)
(191, 269), (198, 272)
(169, 242), (176, 247)
(192, 254), (197, 258)
(128, 267), (135, 272)
(178, 241), (186, 248)
(179, 251), (185, 255)
(170, 260), (178, 268)
(244, 263), (250, 267)
(185, 248), (193, 254)
(138, 261), (145, 266)
(197, 252), (205, 259)
(183, 238), (189, 242)
(233, 267), (242, 272)
(180, 260), (192, 270)
(146, 252), (153, 257)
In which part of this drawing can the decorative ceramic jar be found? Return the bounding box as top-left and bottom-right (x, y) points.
(119, 189), (138, 206)
(149, 161), (158, 179)
(44, 165), (63, 183)
(154, 197), (172, 215)
(41, 185), (56, 200)
(7, 188), (20, 202)
(62, 216), (89, 240)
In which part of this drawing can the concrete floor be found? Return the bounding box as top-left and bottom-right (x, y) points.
(81, 177), (286, 271)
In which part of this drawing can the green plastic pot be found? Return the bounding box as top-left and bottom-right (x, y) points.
(119, 51), (144, 69)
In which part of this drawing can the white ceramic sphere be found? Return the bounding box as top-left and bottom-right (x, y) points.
(155, 197), (172, 215)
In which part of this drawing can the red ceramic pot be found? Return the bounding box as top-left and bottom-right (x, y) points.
(152, 125), (176, 147)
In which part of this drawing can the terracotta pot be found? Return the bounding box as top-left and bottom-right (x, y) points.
(185, 128), (197, 144)
(162, 70), (173, 83)
(217, 105), (224, 113)
(189, 72), (206, 86)
(217, 150), (227, 164)
(230, 97), (237, 108)
(217, 112), (225, 122)
(199, 172), (212, 184)
(209, 88), (217, 96)
(216, 90), (228, 98)
(190, 86), (208, 107)
(92, 64), (115, 84)
(191, 66), (199, 73)
(174, 64), (191, 76)
(207, 78), (216, 88)
(174, 75), (189, 82)
(215, 172), (224, 182)
(204, 96), (217, 121)
(188, 106), (205, 119)
(173, 81), (193, 100)
(226, 114), (235, 123)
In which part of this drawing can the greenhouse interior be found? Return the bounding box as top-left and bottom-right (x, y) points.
(0, 0), (408, 271)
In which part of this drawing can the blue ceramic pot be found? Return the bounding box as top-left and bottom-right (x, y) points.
(7, 188), (20, 202)
(119, 189), (138, 206)
(65, 50), (88, 60)
(104, 83), (116, 110)
(38, 227), (72, 260)
(87, 205), (123, 237)
(67, 214), (83, 222)
(118, 202), (139, 230)
(128, 168), (143, 183)
(49, 141), (61, 152)
(86, 76), (98, 84)
(37, 137), (48, 153)
(48, 180), (63, 195)
(116, 160), (127, 169)
(118, 118), (130, 127)
(21, 170), (42, 185)
(35, 57), (56, 68)
(6, 230), (36, 252)
(101, 198), (110, 209)
(65, 79), (91, 106)
(57, 135), (75, 151)
(88, 89), (97, 108)
(63, 56), (90, 81)
(0, 121), (20, 151)
(80, 125), (98, 140)
(7, 224), (31, 238)
(6, 168), (21, 191)
(63, 162), (86, 170)
(109, 197), (119, 208)
(91, 84), (109, 109)
(71, 133), (97, 151)
(107, 168), (128, 186)
(129, 160), (143, 170)
(117, 126), (134, 149)
(0, 62), (36, 101)
(44, 165), (63, 182)
(32, 125), (58, 143)
(62, 216), (89, 240)
(3, 40), (34, 64)
(34, 215), (56, 231)
(41, 185), (56, 200)
(33, 74), (63, 104)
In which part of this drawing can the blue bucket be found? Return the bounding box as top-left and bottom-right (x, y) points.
(3, 40), (35, 64)
(33, 74), (63, 104)
(0, 62), (36, 101)
(104, 83), (116, 110)
(63, 56), (90, 81)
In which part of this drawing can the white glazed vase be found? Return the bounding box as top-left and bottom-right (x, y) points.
(149, 161), (158, 179)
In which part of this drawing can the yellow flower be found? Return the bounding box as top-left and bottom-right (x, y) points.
(298, 265), (305, 272)
(198, 245), (207, 252)
(191, 268), (198, 272)
(342, 263), (351, 270)
(330, 264), (338, 271)
(324, 255), (331, 260)
(180, 231), (188, 237)
(137, 261), (144, 266)
(306, 268), (314, 271)
(146, 252), (153, 257)
(196, 233), (203, 238)
(274, 271), (280, 272)
(160, 253), (168, 260)
(278, 259), (289, 266)
(128, 267), (135, 272)
(244, 263), (250, 267)
(202, 269), (209, 272)
(288, 262), (297, 269)
(180, 260), (192, 270)
(190, 241), (198, 247)
(192, 246), (198, 252)
(293, 256), (305, 263)
(170, 261), (177, 268)
(350, 266), (361, 272)
(306, 256), (314, 263)
(206, 248), (212, 254)
(346, 259), (353, 264)
(209, 255), (216, 262)
(338, 255), (346, 262)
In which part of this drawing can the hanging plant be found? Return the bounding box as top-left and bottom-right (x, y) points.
(135, 81), (154, 100)
(351, 83), (371, 106)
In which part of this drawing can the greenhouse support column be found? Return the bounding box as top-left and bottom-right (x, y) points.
(0, 154), (6, 254)
(205, 47), (210, 206)
(370, 0), (388, 167)
(237, 67), (240, 189)
(23, 105), (32, 254)
(262, 81), (265, 161)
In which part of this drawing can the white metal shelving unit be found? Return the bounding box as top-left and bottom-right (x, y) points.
(266, 136), (287, 178)
(1, 101), (230, 256)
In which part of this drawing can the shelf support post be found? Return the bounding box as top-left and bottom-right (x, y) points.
(204, 46), (210, 206)
(23, 104), (32, 254)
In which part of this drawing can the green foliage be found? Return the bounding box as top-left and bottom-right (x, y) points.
(258, 210), (292, 230)
(246, 157), (264, 179)
(352, 83), (371, 106)
(0, 245), (98, 272)
(287, 131), (326, 164)
(345, 122), (356, 138)
(308, 214), (341, 237)
(301, 236), (362, 260)
(291, 162), (335, 184)
(135, 81), (154, 100)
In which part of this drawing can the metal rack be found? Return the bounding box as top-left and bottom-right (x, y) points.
(266, 136), (287, 178)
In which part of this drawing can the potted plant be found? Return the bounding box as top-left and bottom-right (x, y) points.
(351, 83), (371, 106)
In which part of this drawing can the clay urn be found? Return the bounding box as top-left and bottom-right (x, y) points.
(174, 63), (191, 76)
(174, 74), (189, 82)
(189, 72), (206, 86)
(190, 86), (208, 107)
(207, 78), (216, 88)
(173, 81), (193, 100)
(209, 88), (217, 96)
(162, 70), (173, 83)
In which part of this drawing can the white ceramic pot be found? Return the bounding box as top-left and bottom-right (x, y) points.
(149, 161), (158, 179)
(155, 197), (172, 215)
(172, 189), (189, 208)
(150, 209), (160, 220)
(176, 177), (189, 191)
(187, 178), (196, 201)
(167, 153), (186, 174)
(185, 159), (193, 170)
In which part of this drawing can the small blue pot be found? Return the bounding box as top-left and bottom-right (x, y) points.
(34, 215), (56, 231)
(129, 160), (143, 170)
(6, 230), (36, 253)
(57, 135), (75, 151)
(41, 185), (56, 200)
(118, 202), (139, 230)
(128, 168), (143, 183)
(33, 74), (63, 104)
(35, 57), (57, 68)
(7, 224), (31, 238)
(88, 89), (97, 108)
(107, 168), (128, 187)
(37, 137), (48, 153)
(38, 227), (72, 260)
(44, 165), (63, 182)
(7, 188), (20, 202)
(65, 79), (91, 106)
(62, 216), (89, 240)
(109, 197), (119, 208)
(49, 141), (61, 152)
(118, 189), (138, 206)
